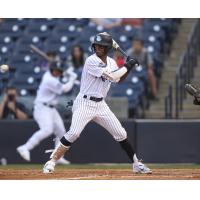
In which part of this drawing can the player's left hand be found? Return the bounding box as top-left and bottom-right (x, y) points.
(124, 58), (139, 71)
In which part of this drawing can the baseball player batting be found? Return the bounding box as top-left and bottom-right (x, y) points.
(17, 62), (77, 164)
(43, 32), (152, 174)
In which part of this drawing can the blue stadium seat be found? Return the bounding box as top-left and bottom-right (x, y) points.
(110, 82), (141, 109)
(25, 24), (51, 38)
(0, 35), (14, 45)
(10, 74), (38, 95)
(0, 23), (24, 38)
(57, 19), (76, 26)
(57, 18), (89, 30)
(72, 18), (89, 27)
(130, 66), (148, 81)
(109, 25), (138, 40)
(123, 76), (145, 95)
(29, 18), (58, 27)
(46, 34), (70, 45)
(0, 43), (14, 55)
(9, 53), (34, 67)
(43, 42), (69, 60)
(4, 18), (29, 28)
(0, 71), (10, 82)
(17, 35), (42, 45)
(15, 63), (44, 79)
(53, 25), (81, 41)
(0, 54), (10, 64)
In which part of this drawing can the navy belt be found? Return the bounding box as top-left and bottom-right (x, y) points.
(43, 103), (55, 108)
(83, 95), (103, 102)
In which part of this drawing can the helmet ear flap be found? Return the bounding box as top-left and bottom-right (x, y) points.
(91, 44), (95, 53)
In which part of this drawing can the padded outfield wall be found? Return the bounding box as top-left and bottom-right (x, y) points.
(0, 119), (200, 164)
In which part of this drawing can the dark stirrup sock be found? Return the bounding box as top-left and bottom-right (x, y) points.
(119, 139), (135, 162)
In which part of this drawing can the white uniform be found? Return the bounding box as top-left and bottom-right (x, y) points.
(63, 54), (127, 143)
(18, 70), (76, 157)
(43, 36), (152, 174)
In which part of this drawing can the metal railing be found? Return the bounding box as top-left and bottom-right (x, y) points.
(174, 19), (200, 118)
(165, 84), (173, 118)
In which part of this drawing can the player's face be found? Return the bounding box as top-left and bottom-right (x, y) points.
(52, 69), (62, 77)
(94, 44), (107, 57)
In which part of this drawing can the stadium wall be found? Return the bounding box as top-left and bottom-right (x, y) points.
(0, 119), (200, 164)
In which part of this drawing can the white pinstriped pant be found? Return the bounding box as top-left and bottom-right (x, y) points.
(64, 94), (127, 143)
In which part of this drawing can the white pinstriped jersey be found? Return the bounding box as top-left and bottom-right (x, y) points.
(79, 53), (118, 98)
(34, 71), (63, 106)
(63, 53), (127, 143)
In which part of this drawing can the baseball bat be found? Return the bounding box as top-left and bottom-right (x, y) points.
(30, 44), (59, 62)
(112, 39), (129, 59)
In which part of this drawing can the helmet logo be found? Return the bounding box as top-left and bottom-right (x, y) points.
(96, 35), (102, 42)
(56, 62), (61, 67)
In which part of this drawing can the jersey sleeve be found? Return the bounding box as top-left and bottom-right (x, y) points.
(85, 57), (104, 77)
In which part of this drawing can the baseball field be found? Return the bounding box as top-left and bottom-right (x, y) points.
(0, 164), (200, 180)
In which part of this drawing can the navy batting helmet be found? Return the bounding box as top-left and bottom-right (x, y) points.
(92, 32), (113, 50)
(49, 61), (64, 73)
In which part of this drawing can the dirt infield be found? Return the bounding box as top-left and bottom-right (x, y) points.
(1, 165), (200, 180)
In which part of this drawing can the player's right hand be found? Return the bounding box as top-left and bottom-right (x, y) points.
(124, 58), (139, 71)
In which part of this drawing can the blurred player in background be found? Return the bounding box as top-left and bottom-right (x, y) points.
(17, 62), (77, 164)
(127, 38), (158, 99)
(0, 85), (29, 119)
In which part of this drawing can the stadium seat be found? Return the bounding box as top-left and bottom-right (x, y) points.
(130, 66), (148, 81)
(53, 25), (81, 41)
(17, 35), (42, 45)
(4, 18), (29, 28)
(25, 24), (52, 38)
(0, 35), (14, 45)
(29, 18), (58, 27)
(110, 82), (141, 108)
(0, 23), (24, 38)
(10, 74), (38, 96)
(0, 71), (10, 82)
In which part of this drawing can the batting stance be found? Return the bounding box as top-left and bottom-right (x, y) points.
(43, 32), (152, 174)
(17, 62), (77, 164)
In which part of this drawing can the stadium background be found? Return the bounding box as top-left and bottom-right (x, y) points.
(0, 18), (200, 179)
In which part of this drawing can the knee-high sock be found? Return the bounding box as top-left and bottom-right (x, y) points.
(119, 139), (138, 163)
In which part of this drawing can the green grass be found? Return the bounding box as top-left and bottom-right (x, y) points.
(0, 163), (200, 170)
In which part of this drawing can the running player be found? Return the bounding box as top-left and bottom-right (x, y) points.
(17, 62), (77, 164)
